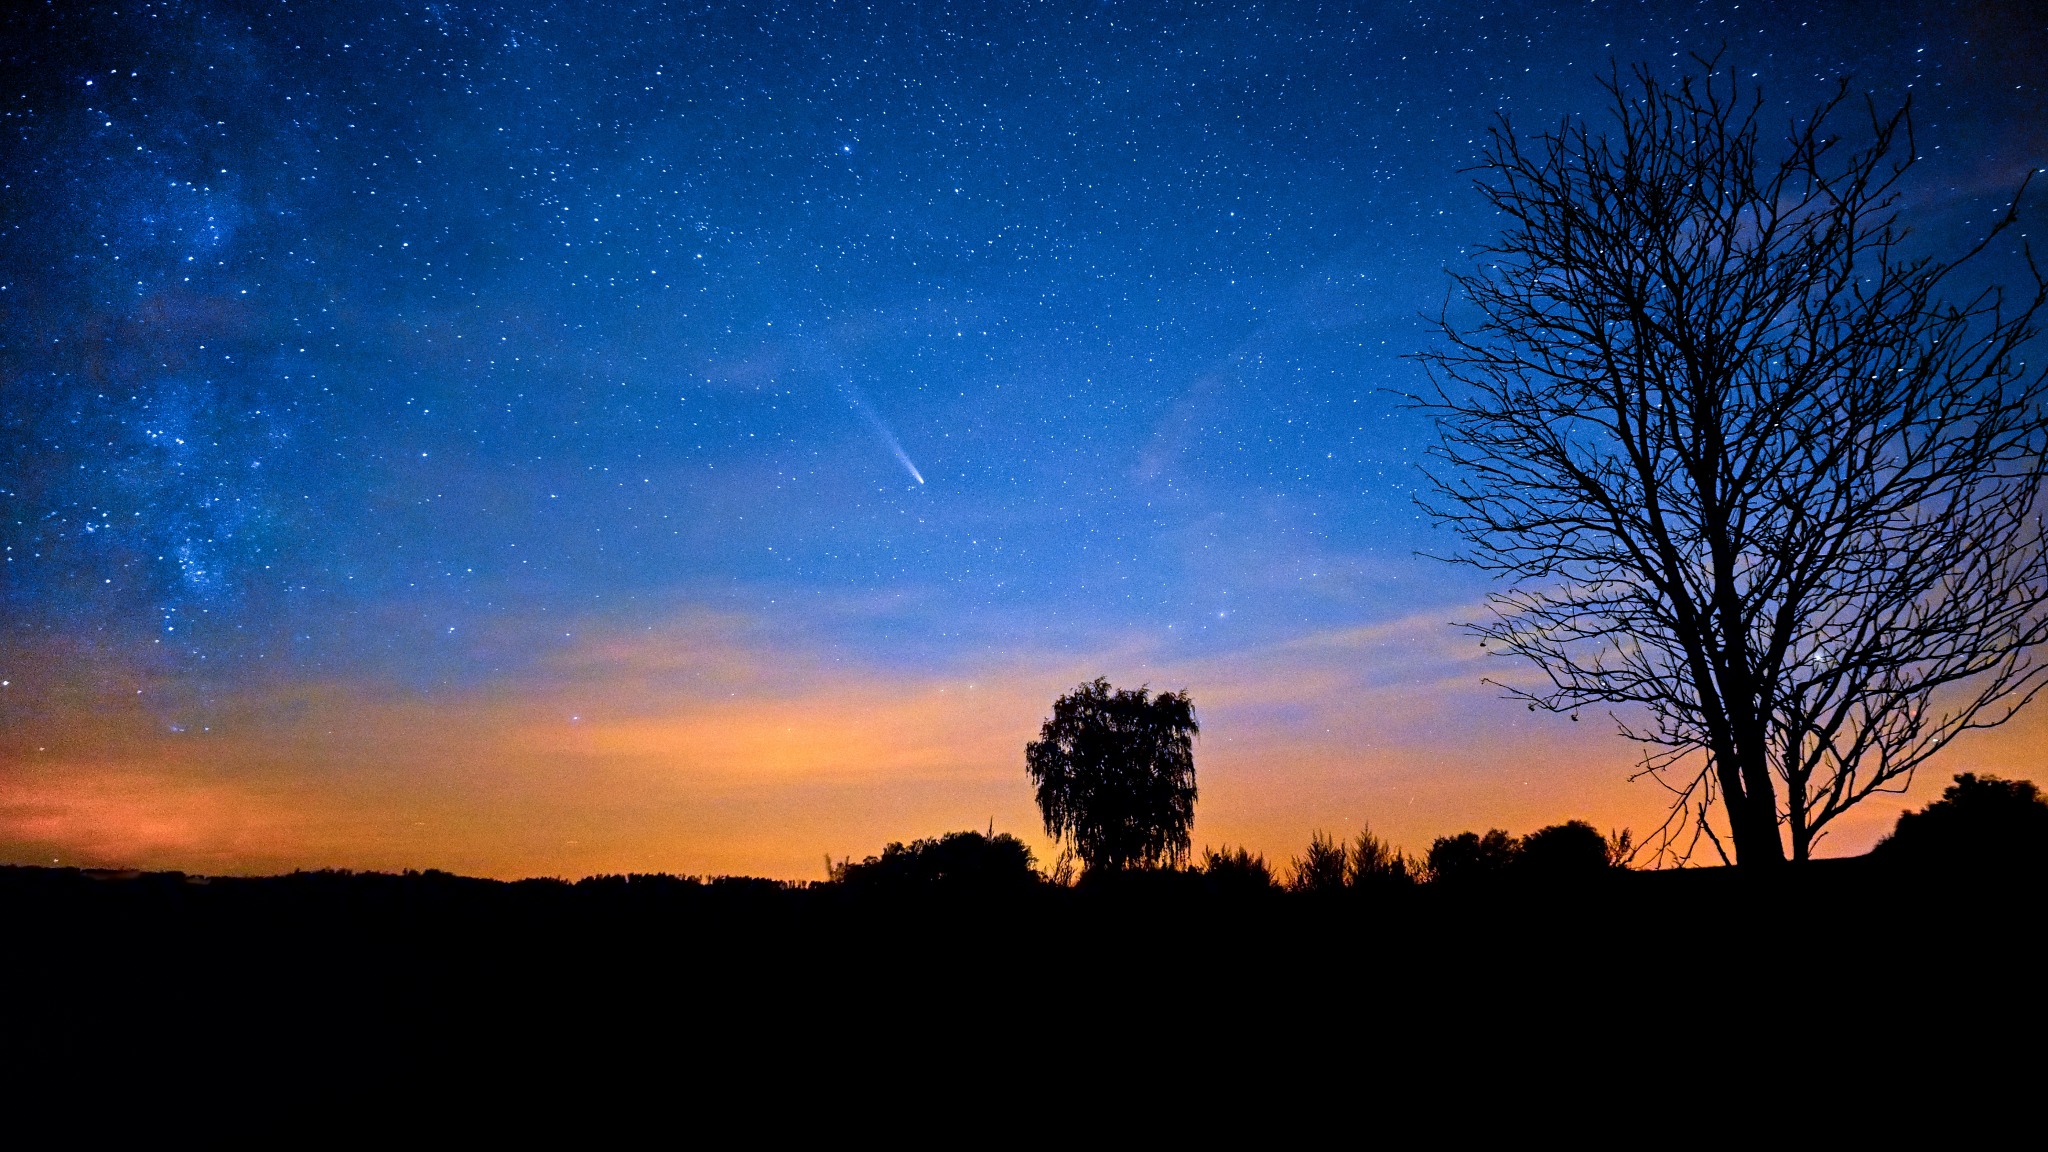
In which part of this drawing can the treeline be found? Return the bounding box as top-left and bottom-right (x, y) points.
(824, 771), (2048, 896)
(11, 791), (2040, 1079)
(829, 819), (1623, 897)
(3, 771), (2037, 910)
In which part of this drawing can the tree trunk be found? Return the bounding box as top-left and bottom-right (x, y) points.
(1724, 751), (1786, 866)
(1787, 789), (1811, 863)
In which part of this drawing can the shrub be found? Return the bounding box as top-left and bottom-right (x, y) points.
(1347, 825), (1419, 889)
(1198, 846), (1277, 892)
(836, 831), (1040, 891)
(1872, 773), (2048, 869)
(1426, 829), (1520, 884)
(1288, 831), (1350, 893)
(1516, 820), (1612, 876)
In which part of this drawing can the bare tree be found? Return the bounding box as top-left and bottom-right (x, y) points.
(1418, 63), (2048, 866)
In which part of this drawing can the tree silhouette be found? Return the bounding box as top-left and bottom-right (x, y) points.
(835, 830), (1040, 891)
(1419, 61), (2048, 865)
(1346, 825), (1420, 889)
(1872, 772), (2048, 869)
(1198, 846), (1278, 891)
(1516, 821), (1613, 876)
(1287, 826), (1419, 892)
(1287, 831), (1350, 893)
(1426, 829), (1520, 884)
(1025, 678), (1198, 874)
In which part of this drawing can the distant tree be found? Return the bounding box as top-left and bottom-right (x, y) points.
(1604, 828), (1636, 869)
(1199, 846), (1278, 892)
(1419, 62), (2048, 866)
(1872, 773), (2048, 869)
(835, 831), (1040, 891)
(1047, 847), (1079, 888)
(1426, 829), (1520, 884)
(1346, 825), (1420, 889)
(1283, 825), (1421, 892)
(1288, 831), (1350, 893)
(1025, 679), (1199, 874)
(1516, 820), (1613, 877)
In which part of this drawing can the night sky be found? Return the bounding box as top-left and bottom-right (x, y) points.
(5, 0), (2043, 878)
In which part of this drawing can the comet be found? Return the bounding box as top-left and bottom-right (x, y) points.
(786, 330), (927, 485)
(836, 380), (925, 485)
(831, 379), (929, 481)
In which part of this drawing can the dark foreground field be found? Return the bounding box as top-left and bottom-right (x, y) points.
(6, 857), (2039, 1089)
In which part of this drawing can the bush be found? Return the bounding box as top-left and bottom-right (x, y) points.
(835, 831), (1040, 891)
(1288, 831), (1350, 893)
(1426, 829), (1520, 884)
(1346, 826), (1419, 889)
(1198, 846), (1277, 892)
(1516, 820), (1611, 877)
(1872, 773), (2048, 869)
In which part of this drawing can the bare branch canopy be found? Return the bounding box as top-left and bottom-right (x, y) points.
(1417, 62), (2048, 866)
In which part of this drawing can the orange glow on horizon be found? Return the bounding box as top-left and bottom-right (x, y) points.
(5, 610), (2042, 879)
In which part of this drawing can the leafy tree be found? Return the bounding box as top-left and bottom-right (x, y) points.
(834, 831), (1039, 891)
(1025, 678), (1198, 874)
(1872, 773), (2048, 868)
(1284, 825), (1420, 892)
(1516, 820), (1614, 876)
(1288, 831), (1350, 893)
(1426, 829), (1520, 884)
(1419, 62), (2048, 865)
(1346, 825), (1420, 889)
(1198, 846), (1278, 892)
